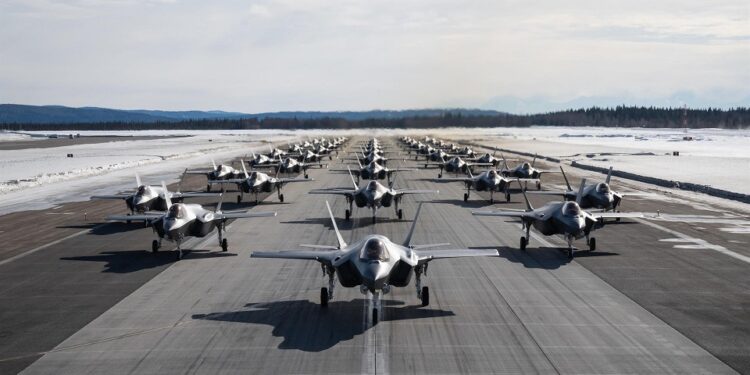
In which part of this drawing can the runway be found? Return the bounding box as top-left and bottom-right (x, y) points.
(1, 137), (747, 374)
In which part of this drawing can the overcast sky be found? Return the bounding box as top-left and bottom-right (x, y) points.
(0, 0), (748, 113)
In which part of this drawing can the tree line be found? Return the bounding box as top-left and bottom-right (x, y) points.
(1, 106), (747, 130)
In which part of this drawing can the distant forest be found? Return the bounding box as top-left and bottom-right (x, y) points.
(1, 106), (747, 130)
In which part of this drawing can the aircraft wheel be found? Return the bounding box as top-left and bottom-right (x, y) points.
(463, 193), (469, 202)
(345, 209), (351, 221)
(372, 215), (376, 224)
(424, 164), (428, 168)
(589, 238), (596, 252)
(279, 194), (285, 203)
(372, 308), (379, 325)
(236, 195), (242, 204)
(397, 209), (403, 220)
(490, 197), (494, 204)
(505, 192), (511, 202)
(438, 173), (443, 179)
(304, 173), (309, 179)
(320, 287), (329, 307)
(536, 182), (541, 190)
(520, 236), (527, 251)
(421, 286), (430, 306)
(567, 248), (574, 259)
(221, 238), (228, 252)
(151, 240), (159, 253)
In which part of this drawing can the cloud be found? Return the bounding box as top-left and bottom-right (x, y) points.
(0, 0), (747, 112)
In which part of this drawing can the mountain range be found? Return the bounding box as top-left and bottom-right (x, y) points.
(0, 104), (503, 124)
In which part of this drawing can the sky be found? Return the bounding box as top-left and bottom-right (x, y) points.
(0, 0), (748, 113)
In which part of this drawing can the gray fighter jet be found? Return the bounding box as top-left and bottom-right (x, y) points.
(428, 156), (494, 178)
(309, 168), (437, 222)
(274, 156), (326, 178)
(246, 151), (276, 168)
(530, 166), (630, 212)
(209, 160), (312, 204)
(91, 171), (217, 216)
(500, 154), (556, 189)
(186, 159), (244, 191)
(472, 179), (642, 258)
(436, 169), (536, 203)
(106, 182), (276, 259)
(338, 160), (415, 184)
(251, 202), (498, 324)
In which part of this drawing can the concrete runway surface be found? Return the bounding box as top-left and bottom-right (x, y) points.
(0, 136), (747, 374)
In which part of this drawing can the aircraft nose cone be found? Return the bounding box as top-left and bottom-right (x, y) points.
(361, 263), (389, 289)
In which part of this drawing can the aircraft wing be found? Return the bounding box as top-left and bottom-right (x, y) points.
(416, 248), (498, 264)
(91, 194), (130, 200)
(173, 192), (221, 198)
(251, 250), (340, 264)
(279, 177), (314, 183)
(106, 213), (163, 222)
(308, 188), (355, 196)
(215, 211), (276, 220)
(208, 179), (246, 184)
(434, 177), (471, 182)
(395, 189), (439, 195)
(591, 212), (645, 220)
(472, 210), (535, 219)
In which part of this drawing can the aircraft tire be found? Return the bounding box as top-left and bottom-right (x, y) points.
(589, 238), (596, 251)
(304, 173), (309, 179)
(506, 192), (511, 202)
(536, 182), (541, 190)
(279, 194), (285, 203)
(372, 308), (379, 325)
(236, 195), (242, 204)
(345, 209), (351, 221)
(463, 193), (468, 202)
(421, 286), (430, 306)
(320, 287), (329, 307)
(207, 184), (211, 192)
(221, 238), (228, 252)
(520, 236), (527, 251)
(567, 248), (574, 259)
(438, 173), (443, 179)
(397, 209), (403, 220)
(151, 240), (159, 253)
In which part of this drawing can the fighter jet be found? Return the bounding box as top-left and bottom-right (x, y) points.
(472, 179), (643, 258)
(251, 202), (498, 324)
(91, 171), (217, 216)
(186, 159), (244, 191)
(529, 166), (629, 212)
(474, 151), (504, 167)
(267, 145), (287, 159)
(428, 156), (494, 178)
(275, 156), (326, 178)
(352, 150), (388, 167)
(500, 154), (556, 189)
(246, 151), (277, 168)
(210, 160), (312, 204)
(309, 168), (437, 222)
(106, 182), (276, 259)
(435, 169), (536, 203)
(339, 160), (415, 184)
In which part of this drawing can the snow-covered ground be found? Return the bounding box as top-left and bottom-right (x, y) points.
(0, 131), (296, 215)
(461, 127), (750, 195)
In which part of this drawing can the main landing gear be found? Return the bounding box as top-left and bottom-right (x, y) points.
(415, 265), (430, 307)
(320, 265), (335, 308)
(520, 223), (530, 251)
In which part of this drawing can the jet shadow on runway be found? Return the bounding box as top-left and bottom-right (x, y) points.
(192, 299), (454, 351)
(472, 245), (618, 270)
(61, 249), (236, 273)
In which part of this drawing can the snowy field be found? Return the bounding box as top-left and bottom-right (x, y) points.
(461, 127), (750, 195)
(0, 127), (748, 216)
